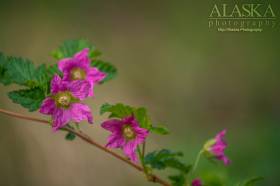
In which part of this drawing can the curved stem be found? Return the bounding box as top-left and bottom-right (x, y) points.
(0, 108), (170, 186)
(192, 150), (202, 174)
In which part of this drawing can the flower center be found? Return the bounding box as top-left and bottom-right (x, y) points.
(122, 125), (136, 140)
(70, 67), (86, 80)
(58, 95), (71, 106)
(54, 91), (74, 108)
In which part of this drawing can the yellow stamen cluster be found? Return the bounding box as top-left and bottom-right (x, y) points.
(122, 125), (136, 140)
(54, 91), (74, 108)
(70, 67), (86, 80)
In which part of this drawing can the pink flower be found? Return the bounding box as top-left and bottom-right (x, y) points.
(101, 116), (149, 162)
(40, 75), (93, 131)
(204, 129), (230, 165)
(58, 48), (106, 97)
(192, 178), (202, 186)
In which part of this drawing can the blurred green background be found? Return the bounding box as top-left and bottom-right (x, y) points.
(0, 0), (279, 185)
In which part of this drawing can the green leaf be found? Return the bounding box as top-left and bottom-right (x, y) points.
(0, 53), (11, 85)
(8, 88), (45, 112)
(133, 107), (152, 129)
(144, 149), (191, 174)
(47, 64), (61, 77)
(52, 39), (101, 60)
(150, 125), (169, 135)
(91, 60), (117, 83)
(0, 52), (53, 111)
(100, 103), (134, 118)
(35, 64), (48, 83)
(6, 56), (37, 87)
(65, 132), (76, 141)
(168, 174), (186, 186)
(100, 103), (113, 115)
(242, 176), (264, 186)
(0, 53), (51, 90)
(34, 64), (54, 93)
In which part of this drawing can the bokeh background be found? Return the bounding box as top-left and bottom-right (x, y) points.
(0, 0), (279, 185)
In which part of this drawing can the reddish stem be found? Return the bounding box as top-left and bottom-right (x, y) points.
(0, 108), (170, 186)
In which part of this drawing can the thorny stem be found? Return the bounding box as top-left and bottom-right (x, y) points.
(0, 108), (171, 186)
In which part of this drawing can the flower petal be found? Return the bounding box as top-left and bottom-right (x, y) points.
(50, 74), (68, 93)
(51, 74), (63, 94)
(58, 58), (72, 72)
(87, 67), (106, 83)
(70, 103), (93, 124)
(134, 127), (149, 144)
(210, 129), (230, 165)
(69, 80), (90, 100)
(123, 141), (138, 162)
(217, 155), (231, 165)
(106, 133), (125, 148)
(215, 129), (226, 141)
(133, 125), (149, 135)
(101, 119), (123, 132)
(210, 144), (226, 156)
(86, 67), (106, 97)
(39, 98), (56, 115)
(74, 48), (91, 66)
(52, 109), (72, 131)
(122, 116), (135, 125)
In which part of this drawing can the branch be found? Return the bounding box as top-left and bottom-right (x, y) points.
(0, 108), (171, 186)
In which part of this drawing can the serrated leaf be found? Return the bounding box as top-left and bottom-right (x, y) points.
(100, 103), (134, 118)
(47, 64), (61, 77)
(0, 54), (51, 90)
(150, 125), (169, 135)
(65, 132), (76, 141)
(8, 88), (45, 112)
(164, 159), (192, 173)
(133, 107), (152, 129)
(6, 56), (37, 87)
(34, 64), (53, 92)
(52, 39), (101, 60)
(91, 60), (117, 83)
(242, 176), (264, 186)
(35, 64), (48, 83)
(168, 174), (186, 186)
(144, 149), (191, 174)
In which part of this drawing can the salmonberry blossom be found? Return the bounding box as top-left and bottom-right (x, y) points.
(203, 129), (230, 165)
(40, 74), (93, 131)
(101, 115), (149, 162)
(58, 48), (106, 97)
(192, 178), (202, 186)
